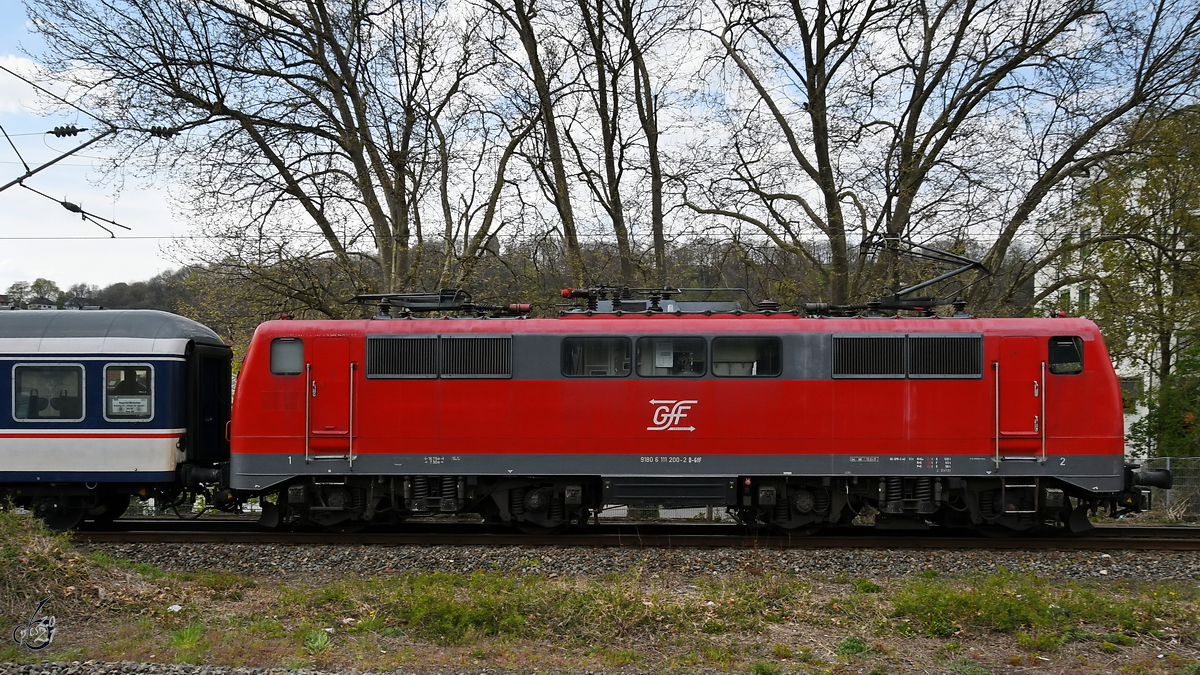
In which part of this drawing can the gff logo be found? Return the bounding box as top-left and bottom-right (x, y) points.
(648, 399), (697, 431)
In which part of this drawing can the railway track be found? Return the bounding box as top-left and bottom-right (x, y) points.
(72, 519), (1200, 550)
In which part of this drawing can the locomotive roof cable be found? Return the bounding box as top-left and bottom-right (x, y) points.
(346, 289), (532, 318)
(559, 286), (774, 315)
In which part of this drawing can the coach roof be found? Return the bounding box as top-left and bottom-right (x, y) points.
(0, 309), (225, 346)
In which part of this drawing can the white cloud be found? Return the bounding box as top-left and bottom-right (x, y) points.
(0, 54), (41, 114)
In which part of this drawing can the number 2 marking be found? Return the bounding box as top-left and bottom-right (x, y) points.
(1059, 457), (1066, 466)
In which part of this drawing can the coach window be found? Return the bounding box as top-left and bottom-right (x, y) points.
(105, 365), (153, 421)
(1048, 336), (1084, 375)
(270, 338), (304, 375)
(636, 337), (706, 377)
(562, 337), (631, 377)
(13, 365), (84, 421)
(712, 337), (781, 377)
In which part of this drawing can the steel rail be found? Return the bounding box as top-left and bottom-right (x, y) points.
(72, 524), (1200, 551)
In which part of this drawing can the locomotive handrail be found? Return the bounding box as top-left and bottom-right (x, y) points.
(993, 361), (1000, 470)
(1040, 361), (1047, 464)
(349, 361), (356, 469)
(305, 363), (311, 463)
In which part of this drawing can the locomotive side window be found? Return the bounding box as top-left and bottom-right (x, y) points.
(104, 364), (153, 421)
(562, 337), (631, 377)
(712, 337), (781, 377)
(270, 338), (304, 375)
(636, 337), (706, 377)
(1049, 336), (1084, 374)
(13, 365), (84, 421)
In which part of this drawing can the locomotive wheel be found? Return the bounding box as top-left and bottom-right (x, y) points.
(87, 494), (130, 524)
(41, 506), (86, 531)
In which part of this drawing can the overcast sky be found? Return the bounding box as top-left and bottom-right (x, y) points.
(0, 3), (184, 297)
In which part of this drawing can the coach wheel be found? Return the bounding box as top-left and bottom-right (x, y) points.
(39, 504), (86, 531)
(88, 494), (130, 525)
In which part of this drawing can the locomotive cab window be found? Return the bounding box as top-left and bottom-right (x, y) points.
(712, 337), (781, 377)
(562, 337), (631, 377)
(1049, 336), (1084, 375)
(270, 338), (304, 375)
(13, 364), (84, 421)
(104, 364), (153, 420)
(636, 337), (706, 377)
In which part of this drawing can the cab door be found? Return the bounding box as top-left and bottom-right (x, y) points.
(997, 337), (1042, 437)
(309, 337), (350, 437)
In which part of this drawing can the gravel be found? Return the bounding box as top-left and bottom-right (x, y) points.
(77, 541), (1200, 582)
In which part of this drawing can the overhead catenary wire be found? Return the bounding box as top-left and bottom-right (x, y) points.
(0, 62), (111, 126)
(18, 182), (131, 237)
(0, 125), (31, 173)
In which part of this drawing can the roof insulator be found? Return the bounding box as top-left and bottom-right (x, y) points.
(49, 125), (85, 137)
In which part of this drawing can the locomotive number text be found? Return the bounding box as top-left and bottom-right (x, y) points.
(640, 456), (703, 464)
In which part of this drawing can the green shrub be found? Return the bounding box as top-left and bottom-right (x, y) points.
(770, 643), (793, 659)
(303, 629), (331, 653)
(835, 636), (869, 656)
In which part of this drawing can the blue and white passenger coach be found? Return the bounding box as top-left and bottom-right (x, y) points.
(0, 310), (232, 528)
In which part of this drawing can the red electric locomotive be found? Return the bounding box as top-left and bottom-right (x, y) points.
(228, 288), (1169, 534)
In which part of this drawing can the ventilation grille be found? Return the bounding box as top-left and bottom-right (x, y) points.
(441, 337), (511, 377)
(366, 337), (437, 377)
(833, 336), (905, 377)
(909, 336), (982, 377)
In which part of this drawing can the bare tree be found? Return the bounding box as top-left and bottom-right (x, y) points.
(684, 0), (1200, 306)
(29, 0), (520, 314)
(564, 0), (693, 284)
(481, 0), (587, 286)
(569, 0), (638, 282)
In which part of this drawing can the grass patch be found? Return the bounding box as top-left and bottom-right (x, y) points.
(749, 660), (783, 675)
(891, 569), (1199, 640)
(0, 510), (103, 625)
(852, 578), (882, 593)
(4, 508), (1200, 674)
(170, 623), (206, 648)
